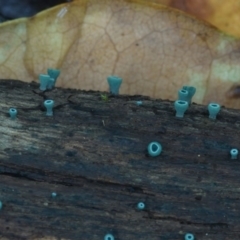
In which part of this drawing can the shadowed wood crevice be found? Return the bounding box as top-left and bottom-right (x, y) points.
(0, 79), (240, 240)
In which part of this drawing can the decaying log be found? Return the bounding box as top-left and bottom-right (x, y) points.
(0, 79), (239, 240)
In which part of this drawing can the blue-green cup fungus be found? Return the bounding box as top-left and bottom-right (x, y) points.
(47, 68), (61, 86)
(51, 192), (57, 197)
(174, 100), (189, 118)
(184, 233), (194, 240)
(147, 141), (162, 157)
(104, 233), (114, 240)
(182, 86), (196, 104)
(208, 103), (220, 119)
(136, 101), (143, 106)
(9, 108), (17, 120)
(230, 149), (238, 159)
(39, 74), (51, 91)
(178, 89), (189, 102)
(44, 100), (54, 116)
(107, 75), (122, 94)
(46, 77), (55, 90)
(137, 202), (145, 210)
(0, 201), (2, 210)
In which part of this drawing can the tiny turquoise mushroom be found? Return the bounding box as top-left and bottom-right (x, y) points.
(147, 142), (162, 157)
(137, 202), (145, 210)
(47, 68), (61, 86)
(46, 77), (55, 90)
(39, 74), (51, 91)
(174, 100), (189, 118)
(230, 149), (238, 160)
(185, 233), (194, 240)
(51, 192), (57, 197)
(178, 89), (189, 102)
(104, 233), (114, 240)
(136, 101), (143, 106)
(9, 108), (17, 120)
(107, 75), (122, 94)
(44, 99), (54, 116)
(208, 103), (221, 120)
(182, 86), (196, 104)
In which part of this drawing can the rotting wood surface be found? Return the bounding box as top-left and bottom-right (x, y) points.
(0, 80), (239, 240)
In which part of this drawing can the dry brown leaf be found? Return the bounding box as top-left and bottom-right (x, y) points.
(1, 0), (240, 108)
(153, 0), (240, 39)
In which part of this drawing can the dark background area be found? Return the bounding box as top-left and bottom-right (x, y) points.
(0, 0), (70, 22)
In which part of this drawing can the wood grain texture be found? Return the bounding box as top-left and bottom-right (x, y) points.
(0, 79), (240, 239)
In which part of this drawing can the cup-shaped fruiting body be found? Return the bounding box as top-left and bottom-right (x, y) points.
(178, 89), (189, 102)
(136, 101), (142, 106)
(9, 108), (17, 120)
(185, 233), (194, 240)
(182, 86), (196, 104)
(47, 68), (61, 86)
(39, 74), (51, 91)
(107, 75), (122, 95)
(147, 141), (162, 157)
(104, 233), (114, 240)
(174, 100), (189, 118)
(51, 192), (57, 197)
(44, 100), (54, 116)
(47, 77), (55, 90)
(137, 202), (145, 210)
(230, 149), (238, 159)
(0, 201), (2, 210)
(208, 103), (220, 120)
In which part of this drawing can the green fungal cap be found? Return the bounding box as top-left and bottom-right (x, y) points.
(208, 103), (220, 119)
(182, 85), (196, 103)
(137, 202), (145, 210)
(46, 77), (55, 90)
(136, 101), (143, 106)
(51, 192), (57, 197)
(44, 100), (54, 116)
(174, 100), (189, 118)
(178, 89), (189, 102)
(230, 149), (238, 159)
(104, 233), (114, 240)
(107, 75), (122, 95)
(185, 233), (194, 240)
(147, 141), (162, 157)
(47, 68), (61, 85)
(9, 108), (17, 120)
(39, 74), (51, 91)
